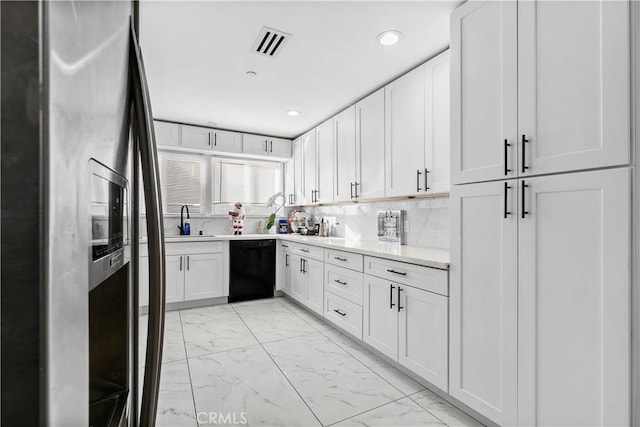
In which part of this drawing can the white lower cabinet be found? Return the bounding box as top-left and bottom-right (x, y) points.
(140, 254), (185, 305)
(324, 292), (363, 339)
(363, 275), (399, 359)
(165, 254), (187, 304)
(364, 260), (449, 393)
(139, 242), (226, 306)
(183, 253), (224, 300)
(398, 285), (448, 391)
(282, 242), (450, 395)
(285, 246), (325, 317)
(450, 167), (631, 426)
(304, 257), (324, 316)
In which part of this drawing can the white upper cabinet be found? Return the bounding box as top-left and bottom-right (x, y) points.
(450, 0), (518, 185)
(181, 124), (214, 150)
(356, 88), (385, 200)
(385, 65), (426, 197)
(243, 133), (291, 160)
(334, 106), (357, 202)
(292, 137), (305, 205)
(517, 0), (630, 176)
(269, 137), (292, 159)
(424, 51), (451, 194)
(517, 168), (630, 426)
(302, 130), (317, 205)
(243, 134), (271, 156)
(154, 121), (180, 147)
(212, 129), (242, 154)
(316, 119), (334, 204)
(451, 0), (630, 185)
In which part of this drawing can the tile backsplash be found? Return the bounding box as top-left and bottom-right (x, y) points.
(306, 197), (450, 250)
(138, 197), (449, 249)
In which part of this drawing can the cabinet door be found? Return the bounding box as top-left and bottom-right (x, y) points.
(184, 253), (224, 300)
(424, 51), (450, 194)
(154, 121), (180, 147)
(518, 168), (630, 426)
(213, 130), (242, 154)
(282, 252), (293, 295)
(181, 125), (212, 150)
(315, 120), (334, 204)
(450, 0), (518, 184)
(362, 275), (398, 360)
(398, 286), (448, 392)
(449, 180), (518, 426)
(334, 106), (356, 202)
(356, 88), (385, 199)
(517, 0), (629, 176)
(268, 137), (292, 160)
(293, 138), (305, 205)
(283, 159), (295, 207)
(165, 255), (185, 303)
(242, 133), (269, 156)
(302, 130), (317, 204)
(289, 254), (306, 302)
(385, 65), (426, 196)
(304, 258), (324, 316)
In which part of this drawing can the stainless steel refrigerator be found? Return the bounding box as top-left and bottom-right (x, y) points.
(1, 1), (166, 425)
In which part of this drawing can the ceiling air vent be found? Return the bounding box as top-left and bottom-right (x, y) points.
(251, 26), (291, 58)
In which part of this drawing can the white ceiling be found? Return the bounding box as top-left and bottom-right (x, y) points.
(140, 1), (461, 139)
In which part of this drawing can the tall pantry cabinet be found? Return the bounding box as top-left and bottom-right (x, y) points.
(450, 1), (632, 426)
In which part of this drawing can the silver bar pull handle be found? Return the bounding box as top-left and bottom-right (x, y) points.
(131, 21), (166, 427)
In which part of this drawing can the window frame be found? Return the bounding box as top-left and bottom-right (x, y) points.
(154, 149), (284, 217)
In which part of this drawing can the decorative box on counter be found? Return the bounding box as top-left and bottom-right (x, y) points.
(377, 210), (405, 245)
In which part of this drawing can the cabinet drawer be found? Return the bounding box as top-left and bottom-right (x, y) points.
(166, 241), (224, 256)
(364, 256), (448, 296)
(325, 264), (363, 305)
(279, 241), (293, 252)
(325, 249), (363, 272)
(325, 292), (363, 340)
(291, 242), (324, 260)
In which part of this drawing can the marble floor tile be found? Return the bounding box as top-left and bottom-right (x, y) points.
(232, 297), (293, 315)
(180, 305), (258, 358)
(409, 389), (484, 427)
(233, 304), (317, 344)
(139, 311), (187, 365)
(263, 334), (404, 426)
(321, 329), (425, 396)
(188, 345), (320, 427)
(156, 359), (198, 427)
(333, 397), (444, 427)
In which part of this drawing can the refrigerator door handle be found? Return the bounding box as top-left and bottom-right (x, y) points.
(130, 20), (166, 427)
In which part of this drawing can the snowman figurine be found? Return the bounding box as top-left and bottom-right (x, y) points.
(229, 202), (246, 235)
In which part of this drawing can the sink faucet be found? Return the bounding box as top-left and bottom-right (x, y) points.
(178, 205), (191, 235)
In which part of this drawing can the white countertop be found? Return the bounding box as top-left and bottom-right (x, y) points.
(280, 235), (449, 270)
(144, 233), (449, 270)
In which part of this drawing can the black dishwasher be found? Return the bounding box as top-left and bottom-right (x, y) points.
(229, 239), (276, 303)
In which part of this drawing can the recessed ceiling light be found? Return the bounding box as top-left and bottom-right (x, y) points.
(288, 110), (300, 117)
(246, 71), (257, 78)
(377, 30), (402, 46)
